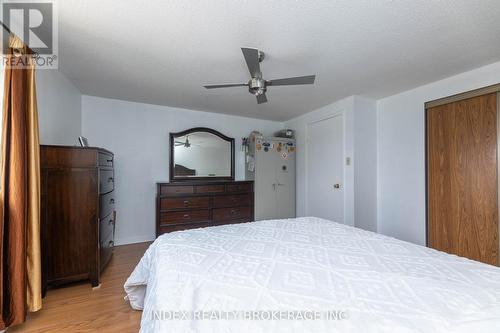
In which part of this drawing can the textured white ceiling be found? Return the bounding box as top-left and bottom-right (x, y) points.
(58, 0), (500, 121)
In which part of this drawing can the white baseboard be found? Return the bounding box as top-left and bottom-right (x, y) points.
(114, 235), (155, 246)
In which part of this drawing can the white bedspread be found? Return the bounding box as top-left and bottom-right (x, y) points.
(124, 217), (500, 333)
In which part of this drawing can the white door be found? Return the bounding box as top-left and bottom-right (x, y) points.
(306, 115), (344, 222)
(254, 143), (278, 220)
(275, 141), (296, 219)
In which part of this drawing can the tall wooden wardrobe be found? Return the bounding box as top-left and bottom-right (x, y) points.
(426, 86), (500, 265)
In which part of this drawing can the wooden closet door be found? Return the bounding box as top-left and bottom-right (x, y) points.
(427, 93), (498, 265)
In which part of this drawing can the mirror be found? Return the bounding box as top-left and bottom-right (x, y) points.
(170, 128), (235, 181)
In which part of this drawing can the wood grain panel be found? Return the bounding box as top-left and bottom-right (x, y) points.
(160, 196), (210, 210)
(213, 194), (252, 208)
(160, 185), (194, 195)
(227, 183), (253, 193)
(213, 206), (252, 222)
(42, 169), (98, 282)
(427, 93), (499, 265)
(160, 210), (210, 224)
(195, 184), (225, 193)
(159, 222), (210, 234)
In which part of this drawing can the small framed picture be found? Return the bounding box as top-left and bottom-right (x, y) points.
(78, 136), (89, 147)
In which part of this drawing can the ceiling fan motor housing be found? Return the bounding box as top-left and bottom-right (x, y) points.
(248, 77), (266, 96)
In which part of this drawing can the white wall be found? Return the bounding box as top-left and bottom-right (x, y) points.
(0, 67), (81, 163)
(377, 60), (500, 245)
(37, 69), (82, 145)
(81, 96), (283, 245)
(353, 96), (377, 232)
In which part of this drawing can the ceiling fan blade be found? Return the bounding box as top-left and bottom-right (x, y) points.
(241, 48), (262, 78)
(256, 93), (268, 104)
(204, 83), (248, 89)
(267, 75), (316, 86)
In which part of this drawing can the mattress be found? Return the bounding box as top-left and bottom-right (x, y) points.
(124, 217), (500, 333)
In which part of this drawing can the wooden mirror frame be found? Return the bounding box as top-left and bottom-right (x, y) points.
(169, 127), (235, 182)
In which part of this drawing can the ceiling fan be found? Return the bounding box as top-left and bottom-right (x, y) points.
(175, 136), (197, 148)
(204, 48), (316, 104)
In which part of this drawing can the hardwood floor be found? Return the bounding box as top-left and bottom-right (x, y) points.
(9, 242), (150, 333)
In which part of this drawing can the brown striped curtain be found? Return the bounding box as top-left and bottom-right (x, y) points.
(0, 35), (42, 329)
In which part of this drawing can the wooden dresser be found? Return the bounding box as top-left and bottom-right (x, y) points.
(41, 145), (115, 289)
(156, 180), (254, 236)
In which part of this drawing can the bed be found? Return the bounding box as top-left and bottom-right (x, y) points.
(124, 217), (500, 333)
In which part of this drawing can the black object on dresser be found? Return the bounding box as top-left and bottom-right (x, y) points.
(156, 181), (254, 236)
(40, 145), (115, 290)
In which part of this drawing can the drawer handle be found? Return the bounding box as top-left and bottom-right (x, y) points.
(230, 209), (238, 215)
(108, 177), (114, 183)
(231, 197), (238, 202)
(108, 219), (114, 226)
(183, 200), (190, 206)
(108, 240), (114, 248)
(183, 214), (190, 219)
(106, 158), (113, 163)
(109, 198), (115, 204)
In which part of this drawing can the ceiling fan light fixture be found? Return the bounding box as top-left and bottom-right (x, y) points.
(248, 77), (266, 96)
(203, 48), (316, 104)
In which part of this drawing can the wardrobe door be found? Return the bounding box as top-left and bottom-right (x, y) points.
(427, 93), (498, 265)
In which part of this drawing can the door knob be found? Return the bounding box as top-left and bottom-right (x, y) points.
(333, 183), (341, 189)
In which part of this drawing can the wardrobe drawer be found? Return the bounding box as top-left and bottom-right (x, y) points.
(227, 183), (252, 193)
(195, 184), (225, 194)
(160, 196), (209, 210)
(99, 212), (115, 243)
(213, 206), (252, 222)
(213, 194), (252, 208)
(99, 169), (114, 194)
(159, 222), (209, 235)
(98, 152), (113, 167)
(100, 231), (114, 270)
(160, 185), (194, 195)
(160, 210), (210, 225)
(99, 191), (115, 219)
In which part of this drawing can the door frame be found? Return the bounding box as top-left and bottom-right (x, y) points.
(424, 84), (500, 259)
(305, 112), (346, 222)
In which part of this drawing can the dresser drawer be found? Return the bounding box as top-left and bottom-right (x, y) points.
(158, 222), (209, 235)
(99, 212), (115, 243)
(160, 196), (209, 210)
(213, 194), (252, 208)
(98, 152), (113, 167)
(160, 185), (194, 195)
(99, 191), (115, 219)
(160, 210), (210, 225)
(100, 230), (114, 270)
(99, 169), (114, 194)
(213, 206), (252, 222)
(227, 183), (252, 193)
(195, 184), (225, 194)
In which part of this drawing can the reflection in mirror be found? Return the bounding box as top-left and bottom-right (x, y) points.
(173, 131), (232, 178)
